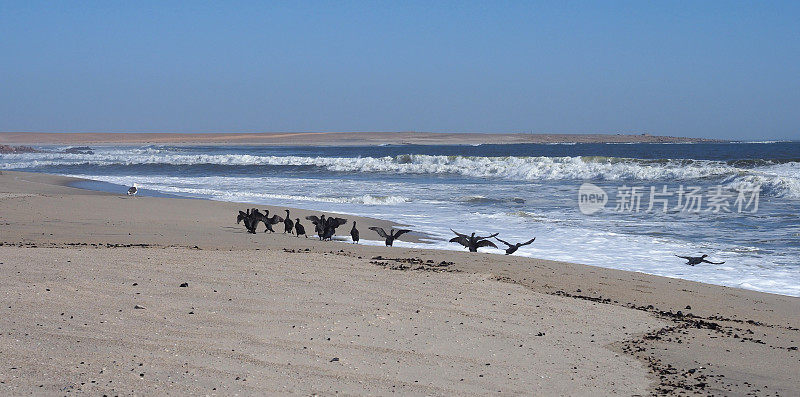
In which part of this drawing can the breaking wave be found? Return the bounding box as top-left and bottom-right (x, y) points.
(721, 162), (800, 199)
(59, 174), (413, 206)
(3, 151), (799, 198)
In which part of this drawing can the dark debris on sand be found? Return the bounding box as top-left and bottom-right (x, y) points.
(549, 290), (793, 395)
(370, 257), (458, 273)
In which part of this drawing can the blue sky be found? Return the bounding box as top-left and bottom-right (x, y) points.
(1, 1), (798, 139)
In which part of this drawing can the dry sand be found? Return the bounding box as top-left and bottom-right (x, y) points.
(0, 131), (715, 146)
(1, 171), (797, 396)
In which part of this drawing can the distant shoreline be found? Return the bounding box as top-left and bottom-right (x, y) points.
(0, 131), (722, 146)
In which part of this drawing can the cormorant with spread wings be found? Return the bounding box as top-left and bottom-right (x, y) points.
(306, 214), (348, 240)
(494, 236), (536, 255)
(676, 254), (725, 266)
(369, 227), (411, 246)
(450, 229), (499, 252)
(261, 209), (283, 233)
(236, 209), (258, 234)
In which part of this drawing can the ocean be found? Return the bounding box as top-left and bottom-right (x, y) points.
(2, 141), (798, 296)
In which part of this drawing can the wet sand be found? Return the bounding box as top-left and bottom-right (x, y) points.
(0, 170), (797, 395)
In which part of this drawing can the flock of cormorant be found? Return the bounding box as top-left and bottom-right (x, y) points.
(235, 207), (726, 263)
(117, 181), (728, 263)
(235, 208), (536, 253)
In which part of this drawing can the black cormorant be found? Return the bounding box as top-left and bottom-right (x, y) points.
(369, 227), (411, 246)
(676, 254), (725, 266)
(294, 219), (306, 238)
(351, 221), (360, 244)
(494, 236), (536, 255)
(262, 210), (283, 233)
(283, 210), (294, 234)
(450, 229), (498, 252)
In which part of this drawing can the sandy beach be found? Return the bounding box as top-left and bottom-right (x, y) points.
(1, 170), (798, 395)
(0, 131), (717, 146)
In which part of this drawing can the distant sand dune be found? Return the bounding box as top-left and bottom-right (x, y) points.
(0, 131), (718, 146)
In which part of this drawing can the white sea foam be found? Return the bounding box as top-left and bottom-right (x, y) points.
(734, 140), (793, 144)
(5, 151), (798, 197)
(722, 162), (800, 199)
(55, 171), (800, 297)
(65, 174), (414, 206)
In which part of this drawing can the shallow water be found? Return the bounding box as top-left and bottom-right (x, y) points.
(3, 141), (799, 296)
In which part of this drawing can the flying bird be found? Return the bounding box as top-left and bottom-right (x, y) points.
(369, 227), (411, 246)
(494, 236), (536, 255)
(450, 229), (499, 252)
(676, 254), (725, 266)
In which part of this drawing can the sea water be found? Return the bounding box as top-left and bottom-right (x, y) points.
(2, 142), (798, 296)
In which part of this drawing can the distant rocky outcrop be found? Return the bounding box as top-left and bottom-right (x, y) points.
(63, 146), (94, 154)
(0, 145), (40, 154)
(0, 144), (96, 155)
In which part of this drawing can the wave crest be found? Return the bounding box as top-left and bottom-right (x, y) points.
(3, 151), (799, 198)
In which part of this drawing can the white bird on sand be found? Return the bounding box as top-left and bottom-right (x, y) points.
(127, 183), (138, 196)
